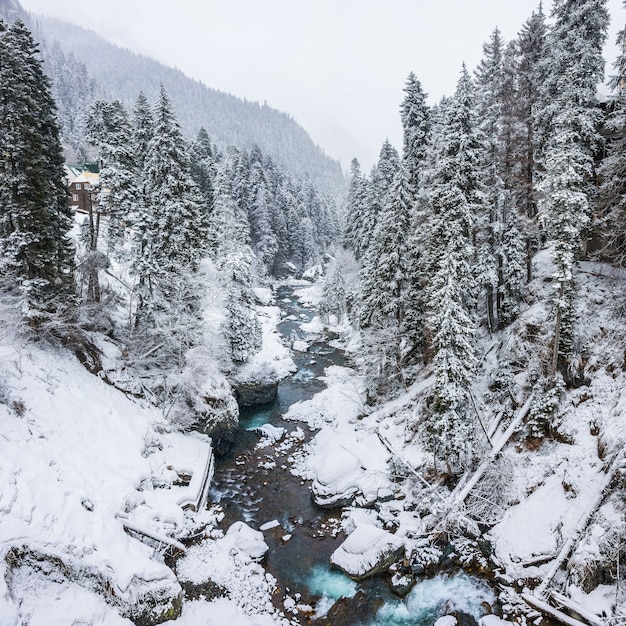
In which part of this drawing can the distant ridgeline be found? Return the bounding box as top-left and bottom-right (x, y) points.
(0, 0), (345, 199)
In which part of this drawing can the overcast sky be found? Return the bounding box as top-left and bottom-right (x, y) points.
(19, 0), (626, 171)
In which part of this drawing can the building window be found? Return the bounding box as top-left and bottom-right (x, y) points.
(72, 194), (78, 201)
(76, 183), (82, 190)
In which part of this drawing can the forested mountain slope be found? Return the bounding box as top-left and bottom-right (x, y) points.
(0, 0), (344, 197)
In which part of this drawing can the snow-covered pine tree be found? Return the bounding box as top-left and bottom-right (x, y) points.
(598, 12), (626, 264)
(0, 19), (75, 321)
(189, 127), (216, 227)
(210, 165), (261, 363)
(400, 72), (430, 194)
(423, 66), (486, 466)
(132, 92), (153, 172)
(87, 100), (137, 257)
(130, 85), (207, 336)
(538, 0), (609, 378)
(399, 74), (431, 361)
(343, 158), (369, 258)
(320, 258), (347, 325)
(360, 164), (416, 395)
(512, 6), (547, 281)
(360, 141), (400, 257)
(145, 86), (208, 272)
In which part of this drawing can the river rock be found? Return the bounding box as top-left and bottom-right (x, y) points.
(222, 521), (269, 561)
(233, 379), (279, 407)
(311, 446), (362, 508)
(254, 424), (286, 443)
(330, 524), (405, 580)
(390, 571), (415, 597)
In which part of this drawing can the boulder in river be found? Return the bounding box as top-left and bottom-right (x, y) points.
(330, 524), (405, 580)
(233, 378), (279, 407)
(222, 521), (269, 561)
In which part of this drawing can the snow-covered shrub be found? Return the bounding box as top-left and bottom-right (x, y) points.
(465, 455), (516, 526)
(167, 350), (239, 441)
(408, 541), (443, 575)
(527, 374), (565, 438)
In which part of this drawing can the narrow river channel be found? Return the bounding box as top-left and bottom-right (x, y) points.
(208, 284), (498, 625)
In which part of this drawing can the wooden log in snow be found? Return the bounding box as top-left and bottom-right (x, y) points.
(117, 516), (186, 553)
(550, 591), (605, 626)
(521, 593), (589, 626)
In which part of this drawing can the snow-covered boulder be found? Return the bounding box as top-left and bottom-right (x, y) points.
(435, 616), (458, 626)
(222, 522), (269, 561)
(254, 424), (286, 444)
(308, 428), (393, 508)
(292, 339), (309, 352)
(311, 446), (362, 508)
(330, 525), (405, 580)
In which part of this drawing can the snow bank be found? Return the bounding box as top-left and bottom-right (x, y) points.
(0, 342), (214, 622)
(175, 525), (287, 625)
(235, 303), (296, 384)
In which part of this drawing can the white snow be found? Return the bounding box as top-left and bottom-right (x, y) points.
(0, 342), (189, 621)
(175, 525), (287, 625)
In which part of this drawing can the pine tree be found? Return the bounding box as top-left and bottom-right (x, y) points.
(131, 86), (207, 325)
(144, 86), (208, 271)
(87, 100), (137, 256)
(598, 14), (626, 264)
(474, 28), (504, 331)
(320, 259), (347, 324)
(210, 164), (261, 362)
(360, 141), (400, 256)
(0, 20), (75, 319)
(538, 0), (609, 378)
(343, 158), (368, 257)
(400, 72), (430, 194)
(513, 6), (548, 281)
(132, 92), (153, 172)
(359, 164), (417, 397)
(423, 66), (486, 464)
(400, 75), (431, 361)
(360, 165), (414, 329)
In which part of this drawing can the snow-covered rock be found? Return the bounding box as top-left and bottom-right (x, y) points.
(330, 524), (405, 580)
(308, 427), (392, 508)
(222, 522), (269, 561)
(254, 424), (286, 444)
(292, 339), (309, 352)
(311, 445), (362, 507)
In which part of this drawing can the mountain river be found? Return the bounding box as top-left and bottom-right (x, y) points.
(207, 284), (496, 625)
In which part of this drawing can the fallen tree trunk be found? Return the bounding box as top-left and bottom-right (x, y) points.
(117, 516), (186, 553)
(550, 591), (604, 626)
(452, 393), (534, 506)
(521, 592), (589, 626)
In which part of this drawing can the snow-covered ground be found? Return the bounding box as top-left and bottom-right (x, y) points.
(2, 251), (625, 624)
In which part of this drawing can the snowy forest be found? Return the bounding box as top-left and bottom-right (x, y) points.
(2, 0), (626, 625)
